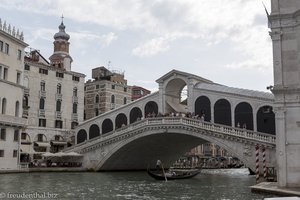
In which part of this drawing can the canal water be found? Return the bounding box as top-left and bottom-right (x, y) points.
(0, 168), (276, 200)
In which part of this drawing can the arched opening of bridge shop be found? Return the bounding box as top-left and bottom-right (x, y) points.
(130, 107), (143, 124)
(115, 113), (128, 129)
(77, 129), (87, 144)
(102, 118), (113, 135)
(257, 106), (276, 134)
(164, 78), (187, 115)
(194, 96), (211, 122)
(214, 99), (231, 126)
(145, 101), (158, 117)
(89, 124), (100, 139)
(234, 102), (253, 130)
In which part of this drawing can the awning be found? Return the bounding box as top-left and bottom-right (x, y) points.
(51, 141), (67, 146)
(34, 142), (51, 147)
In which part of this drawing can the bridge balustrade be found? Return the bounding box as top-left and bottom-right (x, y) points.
(66, 117), (276, 153)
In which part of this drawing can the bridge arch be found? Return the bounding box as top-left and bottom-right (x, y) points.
(257, 105), (275, 135)
(115, 113), (128, 129)
(164, 78), (187, 114)
(102, 118), (113, 135)
(145, 101), (158, 117)
(77, 129), (87, 144)
(89, 124), (100, 139)
(214, 99), (231, 126)
(194, 95), (211, 122)
(130, 107), (143, 124)
(234, 102), (253, 130)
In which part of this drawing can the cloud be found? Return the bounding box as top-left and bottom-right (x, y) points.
(132, 37), (170, 57)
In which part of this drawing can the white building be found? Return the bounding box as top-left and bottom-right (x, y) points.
(0, 19), (28, 170)
(20, 19), (85, 163)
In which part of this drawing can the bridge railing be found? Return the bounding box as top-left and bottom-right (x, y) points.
(64, 117), (276, 153)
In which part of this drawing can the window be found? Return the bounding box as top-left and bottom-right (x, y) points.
(0, 129), (6, 140)
(73, 88), (77, 97)
(13, 150), (18, 158)
(38, 119), (46, 127)
(95, 95), (99, 103)
(95, 108), (99, 116)
(124, 97), (127, 105)
(39, 68), (48, 75)
(21, 133), (27, 140)
(0, 66), (2, 78)
(96, 84), (99, 89)
(4, 43), (9, 54)
(39, 98), (45, 110)
(0, 41), (3, 51)
(17, 49), (22, 60)
(40, 82), (45, 91)
(57, 84), (62, 94)
(56, 100), (61, 112)
(72, 103), (77, 114)
(56, 72), (64, 78)
(24, 64), (30, 71)
(0, 150), (4, 157)
(55, 120), (63, 129)
(71, 122), (78, 129)
(14, 130), (19, 141)
(112, 85), (115, 89)
(72, 75), (79, 81)
(55, 135), (60, 141)
(124, 87), (127, 92)
(16, 72), (21, 84)
(3, 68), (8, 80)
(15, 101), (20, 117)
(1, 98), (6, 114)
(111, 95), (115, 103)
(37, 134), (44, 142)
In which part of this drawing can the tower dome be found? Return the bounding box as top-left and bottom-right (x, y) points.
(54, 21), (70, 41)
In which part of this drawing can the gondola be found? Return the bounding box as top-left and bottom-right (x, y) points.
(147, 168), (200, 180)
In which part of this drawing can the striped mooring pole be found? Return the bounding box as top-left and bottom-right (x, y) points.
(262, 145), (266, 180)
(255, 144), (260, 183)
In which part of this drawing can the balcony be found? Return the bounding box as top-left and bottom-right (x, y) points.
(72, 96), (78, 103)
(56, 93), (62, 100)
(39, 90), (46, 98)
(38, 109), (45, 117)
(0, 114), (27, 127)
(55, 111), (62, 119)
(71, 113), (78, 122)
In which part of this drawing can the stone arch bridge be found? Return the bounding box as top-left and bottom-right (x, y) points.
(65, 70), (276, 171)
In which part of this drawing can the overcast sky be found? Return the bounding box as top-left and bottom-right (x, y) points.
(1, 0), (272, 92)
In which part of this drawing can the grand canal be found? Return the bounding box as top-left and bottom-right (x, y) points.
(0, 169), (275, 200)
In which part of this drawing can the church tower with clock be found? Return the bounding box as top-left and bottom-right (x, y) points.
(49, 16), (73, 71)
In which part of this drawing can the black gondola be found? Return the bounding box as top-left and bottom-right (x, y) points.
(147, 168), (200, 180)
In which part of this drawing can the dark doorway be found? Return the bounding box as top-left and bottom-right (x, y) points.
(115, 113), (128, 129)
(130, 107), (143, 124)
(194, 96), (211, 122)
(77, 129), (87, 144)
(102, 118), (113, 135)
(234, 102), (253, 130)
(89, 124), (100, 139)
(145, 101), (158, 117)
(257, 106), (276, 134)
(214, 99), (231, 126)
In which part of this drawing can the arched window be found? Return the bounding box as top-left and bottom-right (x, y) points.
(23, 96), (29, 108)
(56, 100), (61, 112)
(73, 87), (77, 97)
(95, 95), (99, 103)
(15, 101), (19, 117)
(40, 81), (45, 91)
(73, 103), (77, 114)
(39, 98), (45, 110)
(57, 84), (62, 94)
(111, 95), (115, 103)
(124, 97), (127, 105)
(1, 98), (6, 114)
(95, 108), (99, 116)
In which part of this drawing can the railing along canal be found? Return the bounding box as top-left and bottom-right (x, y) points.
(64, 117), (276, 153)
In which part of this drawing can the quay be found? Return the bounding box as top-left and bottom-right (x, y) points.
(251, 182), (300, 197)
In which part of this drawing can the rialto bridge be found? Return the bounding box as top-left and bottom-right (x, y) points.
(65, 70), (276, 172)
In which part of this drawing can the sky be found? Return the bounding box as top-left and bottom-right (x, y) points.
(0, 0), (273, 92)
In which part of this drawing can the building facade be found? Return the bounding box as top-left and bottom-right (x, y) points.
(21, 20), (85, 163)
(131, 86), (151, 101)
(270, 0), (300, 187)
(84, 67), (131, 120)
(0, 19), (28, 170)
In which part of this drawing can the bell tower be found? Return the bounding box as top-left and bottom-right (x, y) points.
(49, 15), (73, 71)
(270, 0), (300, 187)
